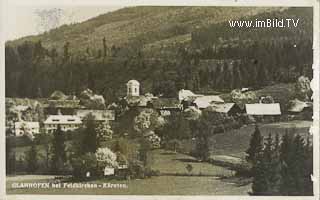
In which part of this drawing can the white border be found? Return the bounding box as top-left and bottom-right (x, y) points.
(0, 0), (319, 200)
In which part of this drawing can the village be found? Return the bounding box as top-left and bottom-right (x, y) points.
(7, 78), (312, 139)
(6, 75), (313, 181)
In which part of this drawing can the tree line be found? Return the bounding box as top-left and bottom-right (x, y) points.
(246, 126), (313, 195)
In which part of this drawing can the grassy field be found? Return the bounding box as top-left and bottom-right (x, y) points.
(7, 149), (251, 195)
(209, 120), (312, 158)
(7, 120), (311, 195)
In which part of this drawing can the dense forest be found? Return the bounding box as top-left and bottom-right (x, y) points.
(5, 7), (313, 103)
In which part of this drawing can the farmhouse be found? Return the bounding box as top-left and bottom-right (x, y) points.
(43, 99), (83, 115)
(178, 89), (203, 102)
(207, 103), (242, 116)
(288, 99), (312, 113)
(193, 95), (224, 109)
(44, 115), (82, 133)
(287, 99), (313, 120)
(147, 98), (181, 116)
(245, 103), (281, 115)
(14, 121), (40, 137)
(76, 109), (115, 122)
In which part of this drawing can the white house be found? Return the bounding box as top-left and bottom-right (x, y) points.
(44, 115), (82, 133)
(14, 121), (40, 137)
(245, 103), (281, 115)
(178, 89), (203, 102)
(193, 95), (225, 109)
(126, 80), (140, 97)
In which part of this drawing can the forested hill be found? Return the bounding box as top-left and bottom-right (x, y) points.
(5, 7), (313, 103)
(6, 6), (282, 55)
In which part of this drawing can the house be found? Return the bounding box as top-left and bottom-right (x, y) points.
(206, 103), (242, 116)
(288, 99), (312, 113)
(193, 95), (224, 109)
(147, 98), (181, 116)
(44, 115), (82, 133)
(245, 103), (281, 115)
(76, 109), (115, 122)
(14, 121), (40, 137)
(287, 99), (312, 120)
(43, 99), (83, 115)
(178, 89), (203, 102)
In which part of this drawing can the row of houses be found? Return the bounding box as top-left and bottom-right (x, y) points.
(13, 80), (312, 137)
(14, 109), (115, 137)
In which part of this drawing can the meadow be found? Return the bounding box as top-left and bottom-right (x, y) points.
(6, 120), (311, 195)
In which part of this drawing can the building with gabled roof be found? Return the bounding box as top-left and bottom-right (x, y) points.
(206, 103), (242, 116)
(44, 115), (82, 133)
(76, 109), (115, 122)
(193, 95), (224, 109)
(245, 103), (281, 116)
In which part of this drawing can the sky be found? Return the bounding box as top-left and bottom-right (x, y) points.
(5, 5), (124, 41)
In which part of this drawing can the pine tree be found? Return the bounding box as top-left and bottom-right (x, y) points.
(291, 134), (307, 195)
(251, 149), (268, 195)
(303, 136), (313, 195)
(269, 133), (282, 194)
(51, 125), (66, 173)
(246, 125), (264, 165)
(102, 37), (107, 58)
(279, 132), (294, 195)
(25, 142), (38, 173)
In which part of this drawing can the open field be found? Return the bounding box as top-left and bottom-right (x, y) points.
(7, 120), (311, 195)
(209, 120), (312, 158)
(7, 149), (251, 195)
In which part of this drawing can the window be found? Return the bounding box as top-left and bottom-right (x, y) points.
(52, 119), (59, 122)
(67, 119), (75, 122)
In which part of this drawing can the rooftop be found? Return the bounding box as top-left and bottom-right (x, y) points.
(245, 103), (281, 115)
(44, 115), (82, 124)
(76, 109), (115, 121)
(194, 95), (224, 109)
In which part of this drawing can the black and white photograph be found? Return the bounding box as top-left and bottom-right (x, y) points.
(1, 0), (319, 198)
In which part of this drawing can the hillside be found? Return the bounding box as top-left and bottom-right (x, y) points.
(5, 7), (313, 102)
(6, 6), (284, 55)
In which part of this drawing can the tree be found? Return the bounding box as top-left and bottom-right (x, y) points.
(71, 152), (97, 179)
(138, 138), (152, 166)
(279, 132), (313, 196)
(51, 125), (66, 173)
(25, 142), (38, 173)
(95, 147), (118, 168)
(81, 114), (99, 154)
(37, 132), (52, 170)
(102, 37), (107, 58)
(246, 125), (264, 165)
(95, 122), (113, 145)
(191, 111), (213, 161)
(6, 140), (15, 174)
(63, 42), (70, 62)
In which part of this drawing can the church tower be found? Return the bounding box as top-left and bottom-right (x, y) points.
(126, 80), (140, 97)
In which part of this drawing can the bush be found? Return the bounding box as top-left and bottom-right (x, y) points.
(128, 160), (146, 179)
(71, 153), (98, 179)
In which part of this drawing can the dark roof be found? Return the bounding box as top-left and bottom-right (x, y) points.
(150, 98), (181, 109)
(43, 100), (84, 108)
